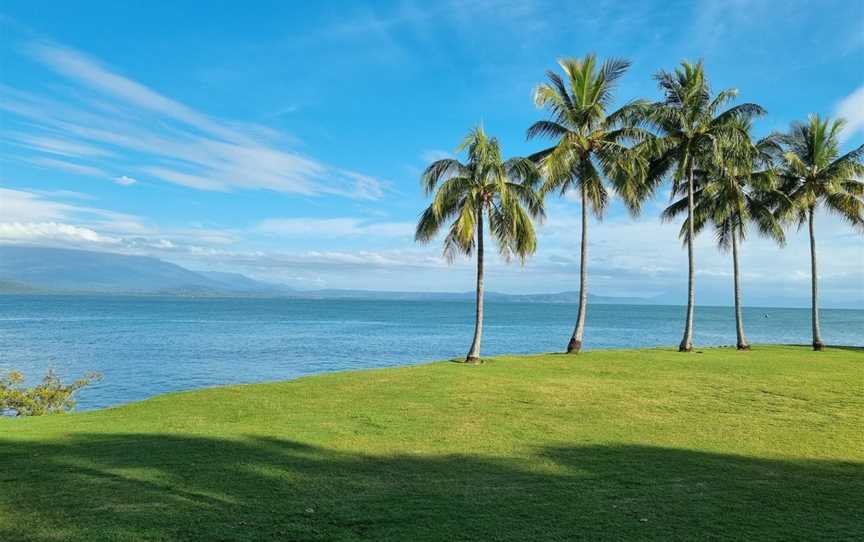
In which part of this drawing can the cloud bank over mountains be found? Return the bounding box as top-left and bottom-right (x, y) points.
(1, 184), (860, 308)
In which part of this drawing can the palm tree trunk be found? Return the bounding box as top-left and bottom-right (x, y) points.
(567, 183), (589, 354)
(731, 229), (749, 350)
(679, 164), (696, 352)
(808, 208), (824, 351)
(466, 210), (484, 363)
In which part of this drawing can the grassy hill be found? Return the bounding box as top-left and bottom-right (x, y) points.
(1, 346), (862, 541)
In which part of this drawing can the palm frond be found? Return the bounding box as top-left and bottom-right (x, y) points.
(526, 120), (570, 141)
(421, 159), (468, 195)
(824, 191), (864, 231)
(710, 103), (767, 127)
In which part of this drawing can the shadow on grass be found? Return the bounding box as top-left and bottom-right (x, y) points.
(782, 344), (864, 353)
(822, 345), (864, 353)
(1, 434), (861, 541)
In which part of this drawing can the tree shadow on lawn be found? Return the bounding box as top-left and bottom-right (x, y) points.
(1, 434), (861, 541)
(783, 344), (864, 353)
(820, 345), (864, 353)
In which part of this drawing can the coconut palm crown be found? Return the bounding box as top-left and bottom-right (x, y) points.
(526, 54), (649, 354)
(638, 60), (766, 352)
(774, 114), (864, 350)
(416, 125), (544, 362)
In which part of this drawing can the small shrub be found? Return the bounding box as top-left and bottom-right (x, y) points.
(0, 369), (101, 416)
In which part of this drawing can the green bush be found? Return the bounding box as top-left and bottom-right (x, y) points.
(0, 369), (101, 416)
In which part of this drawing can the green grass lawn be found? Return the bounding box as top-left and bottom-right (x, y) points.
(1, 345), (862, 541)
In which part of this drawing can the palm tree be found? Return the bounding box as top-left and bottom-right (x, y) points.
(416, 126), (544, 363)
(775, 114), (864, 351)
(640, 60), (766, 352)
(663, 121), (785, 350)
(526, 54), (648, 354)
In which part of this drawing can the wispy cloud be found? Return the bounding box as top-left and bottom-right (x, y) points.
(0, 187), (145, 229)
(0, 187), (80, 222)
(27, 157), (107, 177)
(5, 132), (114, 158)
(28, 42), (253, 145)
(835, 84), (864, 141)
(257, 217), (414, 238)
(1, 41), (386, 199)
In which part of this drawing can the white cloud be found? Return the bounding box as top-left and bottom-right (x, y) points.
(0, 222), (120, 245)
(0, 187), (242, 256)
(0, 187), (146, 233)
(835, 84), (864, 141)
(561, 188), (620, 204)
(112, 175), (138, 186)
(0, 187), (75, 222)
(257, 217), (414, 238)
(1, 42), (385, 199)
(150, 239), (176, 249)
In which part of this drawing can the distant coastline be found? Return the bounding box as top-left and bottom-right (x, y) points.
(1, 245), (858, 310)
(2, 289), (862, 312)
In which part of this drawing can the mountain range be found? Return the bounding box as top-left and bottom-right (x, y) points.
(0, 246), (291, 295)
(0, 245), (840, 308)
(0, 245), (653, 304)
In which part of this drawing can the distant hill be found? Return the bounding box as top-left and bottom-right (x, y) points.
(0, 245), (658, 303)
(501, 291), (653, 305)
(294, 289), (654, 304)
(0, 279), (46, 293)
(196, 271), (290, 293)
(0, 245), (854, 309)
(0, 246), (287, 295)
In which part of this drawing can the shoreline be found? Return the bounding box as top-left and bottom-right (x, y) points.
(1, 291), (861, 311)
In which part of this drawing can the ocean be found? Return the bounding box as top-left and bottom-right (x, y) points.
(0, 294), (861, 410)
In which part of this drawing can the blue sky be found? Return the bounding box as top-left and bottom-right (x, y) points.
(1, 0), (862, 307)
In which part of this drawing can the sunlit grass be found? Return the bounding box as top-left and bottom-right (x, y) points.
(1, 345), (861, 541)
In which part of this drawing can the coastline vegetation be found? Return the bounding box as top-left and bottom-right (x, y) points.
(0, 369), (100, 416)
(416, 56), (864, 360)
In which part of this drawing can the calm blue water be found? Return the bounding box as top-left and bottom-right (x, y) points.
(0, 294), (861, 410)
